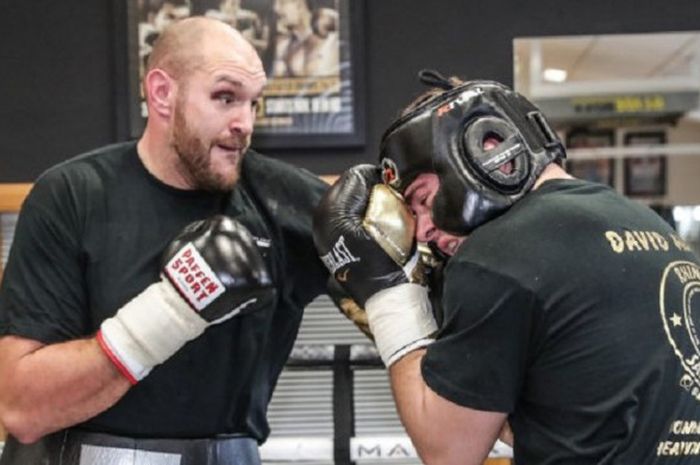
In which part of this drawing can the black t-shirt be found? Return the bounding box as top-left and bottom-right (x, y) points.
(0, 141), (328, 440)
(422, 179), (700, 464)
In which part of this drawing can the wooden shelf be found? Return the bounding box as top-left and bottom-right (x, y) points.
(0, 184), (32, 213)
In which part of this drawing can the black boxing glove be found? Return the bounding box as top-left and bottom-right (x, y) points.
(313, 165), (420, 306)
(161, 216), (274, 321)
(98, 215), (275, 384)
(313, 165), (436, 366)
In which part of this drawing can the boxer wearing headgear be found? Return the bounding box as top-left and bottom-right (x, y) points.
(313, 70), (700, 464)
(379, 69), (565, 235)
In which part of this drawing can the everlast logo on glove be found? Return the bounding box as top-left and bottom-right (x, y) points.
(320, 235), (360, 275)
(165, 243), (225, 311)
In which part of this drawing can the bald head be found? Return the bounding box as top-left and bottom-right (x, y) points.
(138, 15), (267, 192)
(146, 16), (263, 81)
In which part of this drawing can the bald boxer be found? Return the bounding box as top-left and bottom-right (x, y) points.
(314, 72), (700, 464)
(0, 17), (328, 465)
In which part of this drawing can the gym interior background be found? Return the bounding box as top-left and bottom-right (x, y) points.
(2, 0), (700, 463)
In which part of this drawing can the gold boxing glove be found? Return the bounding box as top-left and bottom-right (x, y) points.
(363, 183), (427, 286)
(313, 164), (437, 364)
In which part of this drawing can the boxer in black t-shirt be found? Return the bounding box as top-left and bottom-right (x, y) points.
(314, 71), (700, 464)
(0, 17), (328, 465)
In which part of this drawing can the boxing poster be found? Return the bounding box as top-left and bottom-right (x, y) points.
(623, 131), (667, 197)
(565, 128), (615, 187)
(128, 0), (365, 147)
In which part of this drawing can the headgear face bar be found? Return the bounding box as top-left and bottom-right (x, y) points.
(379, 71), (565, 235)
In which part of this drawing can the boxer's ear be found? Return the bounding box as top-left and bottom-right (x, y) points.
(144, 68), (176, 118)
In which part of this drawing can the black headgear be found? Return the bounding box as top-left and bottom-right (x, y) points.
(379, 70), (565, 235)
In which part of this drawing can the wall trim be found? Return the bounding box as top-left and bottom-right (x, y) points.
(0, 184), (32, 213)
(0, 177), (338, 214)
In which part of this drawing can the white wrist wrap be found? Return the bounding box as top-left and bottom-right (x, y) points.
(365, 283), (437, 367)
(98, 279), (208, 384)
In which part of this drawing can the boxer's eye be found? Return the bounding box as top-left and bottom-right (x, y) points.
(213, 91), (235, 105)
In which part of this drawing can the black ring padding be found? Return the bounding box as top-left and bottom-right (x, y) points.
(333, 345), (353, 465)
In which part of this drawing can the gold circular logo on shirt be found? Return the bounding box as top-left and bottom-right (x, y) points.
(660, 261), (700, 400)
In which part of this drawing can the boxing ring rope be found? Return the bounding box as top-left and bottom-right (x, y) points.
(566, 143), (700, 160)
(260, 435), (514, 463)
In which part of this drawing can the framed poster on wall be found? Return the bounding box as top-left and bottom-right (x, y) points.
(565, 128), (615, 187)
(125, 0), (365, 148)
(623, 131), (667, 197)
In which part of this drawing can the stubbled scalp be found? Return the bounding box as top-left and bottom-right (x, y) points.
(146, 16), (265, 82)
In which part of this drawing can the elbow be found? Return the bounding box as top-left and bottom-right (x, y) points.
(413, 440), (449, 465)
(0, 408), (46, 444)
(13, 430), (44, 445)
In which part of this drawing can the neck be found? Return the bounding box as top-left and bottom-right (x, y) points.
(137, 128), (194, 190)
(533, 163), (573, 190)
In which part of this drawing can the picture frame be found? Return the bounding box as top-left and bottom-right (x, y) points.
(124, 0), (365, 149)
(623, 131), (667, 197)
(564, 128), (615, 187)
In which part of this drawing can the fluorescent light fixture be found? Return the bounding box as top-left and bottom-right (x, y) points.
(543, 68), (567, 83)
(673, 206), (688, 222)
(693, 206), (700, 221)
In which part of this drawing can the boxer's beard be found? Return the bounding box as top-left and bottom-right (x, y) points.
(172, 104), (243, 192)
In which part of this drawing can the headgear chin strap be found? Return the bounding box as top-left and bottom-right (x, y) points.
(379, 74), (565, 235)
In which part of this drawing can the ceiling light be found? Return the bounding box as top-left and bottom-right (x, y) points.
(543, 68), (567, 83)
(673, 206), (688, 222)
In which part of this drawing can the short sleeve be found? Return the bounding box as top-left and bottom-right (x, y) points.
(0, 172), (89, 342)
(422, 260), (537, 413)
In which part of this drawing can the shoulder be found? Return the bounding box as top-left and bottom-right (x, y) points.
(444, 212), (549, 296)
(242, 150), (328, 201)
(26, 141), (137, 214)
(444, 248), (506, 288)
(440, 252), (539, 334)
(241, 150), (329, 237)
(34, 141), (136, 190)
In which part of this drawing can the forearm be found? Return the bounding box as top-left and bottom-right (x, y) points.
(0, 216), (273, 443)
(389, 350), (452, 462)
(389, 350), (505, 465)
(0, 336), (130, 444)
(312, 164), (507, 462)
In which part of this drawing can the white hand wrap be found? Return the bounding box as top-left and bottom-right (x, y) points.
(97, 279), (208, 384)
(365, 283), (437, 367)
